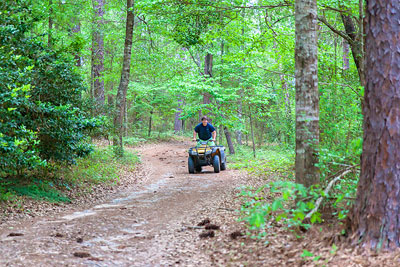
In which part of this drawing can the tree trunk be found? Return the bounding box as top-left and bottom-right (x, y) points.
(249, 107), (256, 158)
(219, 125), (223, 146)
(224, 127), (235, 155)
(48, 0), (53, 47)
(124, 100), (129, 137)
(174, 98), (183, 133)
(106, 50), (115, 102)
(351, 0), (400, 250)
(148, 110), (153, 137)
(340, 13), (365, 86)
(72, 20), (82, 67)
(343, 39), (350, 71)
(92, 0), (105, 105)
(282, 76), (292, 143)
(295, 0), (319, 187)
(202, 53), (213, 120)
(113, 0), (134, 156)
(204, 53), (213, 78)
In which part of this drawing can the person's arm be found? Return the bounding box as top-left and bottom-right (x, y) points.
(212, 130), (216, 141)
(193, 130), (197, 141)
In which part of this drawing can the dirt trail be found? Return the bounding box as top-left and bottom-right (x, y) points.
(0, 141), (241, 266)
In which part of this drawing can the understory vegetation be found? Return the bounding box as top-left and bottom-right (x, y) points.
(230, 142), (359, 239)
(0, 146), (139, 204)
(1, 0), (366, 246)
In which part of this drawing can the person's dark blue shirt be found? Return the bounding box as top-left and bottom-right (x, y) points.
(194, 123), (215, 140)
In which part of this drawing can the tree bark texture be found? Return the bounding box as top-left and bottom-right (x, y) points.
(341, 13), (365, 86)
(114, 0), (134, 153)
(148, 110), (153, 137)
(295, 0), (319, 187)
(249, 107), (256, 158)
(48, 0), (53, 47)
(351, 0), (400, 250)
(202, 53), (213, 121)
(174, 98), (183, 133)
(72, 20), (82, 67)
(224, 127), (235, 155)
(92, 0), (105, 105)
(343, 39), (350, 71)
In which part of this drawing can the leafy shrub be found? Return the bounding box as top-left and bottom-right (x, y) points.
(0, 1), (101, 176)
(239, 182), (320, 233)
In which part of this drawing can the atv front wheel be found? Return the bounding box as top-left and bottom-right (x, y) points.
(213, 155), (220, 173)
(188, 156), (195, 174)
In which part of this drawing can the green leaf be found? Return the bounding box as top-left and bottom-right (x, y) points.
(271, 199), (282, 211)
(249, 213), (265, 228)
(330, 243), (338, 254)
(301, 250), (314, 258)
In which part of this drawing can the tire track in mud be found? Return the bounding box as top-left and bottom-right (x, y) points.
(0, 141), (240, 266)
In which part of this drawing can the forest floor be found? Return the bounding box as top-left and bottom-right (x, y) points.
(1, 140), (400, 266)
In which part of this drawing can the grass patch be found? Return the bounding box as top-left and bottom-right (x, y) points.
(0, 146), (140, 204)
(229, 144), (295, 179)
(10, 181), (71, 203)
(60, 146), (140, 186)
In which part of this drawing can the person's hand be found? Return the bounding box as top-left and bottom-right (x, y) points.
(192, 138), (197, 141)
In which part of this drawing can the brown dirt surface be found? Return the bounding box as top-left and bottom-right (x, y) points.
(1, 140), (400, 266)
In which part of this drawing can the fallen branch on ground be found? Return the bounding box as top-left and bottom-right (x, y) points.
(304, 166), (358, 220)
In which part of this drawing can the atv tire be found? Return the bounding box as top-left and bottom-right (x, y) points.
(220, 151), (226, 171)
(213, 155), (220, 173)
(188, 156), (195, 174)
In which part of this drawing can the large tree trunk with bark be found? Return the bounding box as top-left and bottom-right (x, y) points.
(92, 0), (105, 105)
(113, 0), (134, 155)
(351, 0), (400, 250)
(295, 0), (319, 187)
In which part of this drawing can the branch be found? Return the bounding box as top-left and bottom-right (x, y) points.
(197, 2), (292, 11)
(136, 15), (156, 51)
(305, 166), (358, 220)
(320, 4), (360, 24)
(187, 49), (204, 76)
(317, 15), (353, 44)
(320, 82), (362, 99)
(253, 64), (294, 78)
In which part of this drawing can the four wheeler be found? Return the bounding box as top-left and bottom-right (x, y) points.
(188, 140), (227, 174)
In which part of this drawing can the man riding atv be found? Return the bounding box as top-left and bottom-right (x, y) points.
(188, 116), (226, 173)
(192, 116), (216, 146)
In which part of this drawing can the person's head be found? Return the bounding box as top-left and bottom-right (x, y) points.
(201, 116), (208, 126)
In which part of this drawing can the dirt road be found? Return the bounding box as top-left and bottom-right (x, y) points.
(0, 141), (242, 266)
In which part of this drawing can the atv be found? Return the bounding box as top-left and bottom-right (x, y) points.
(188, 140), (227, 173)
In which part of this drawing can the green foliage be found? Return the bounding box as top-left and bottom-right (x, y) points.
(60, 146), (140, 185)
(10, 180), (71, 203)
(229, 145), (295, 178)
(239, 181), (321, 233)
(0, 1), (100, 176)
